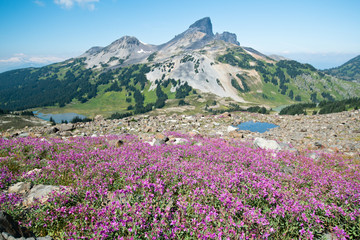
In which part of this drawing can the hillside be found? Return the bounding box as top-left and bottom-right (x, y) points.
(0, 17), (359, 117)
(324, 55), (360, 82)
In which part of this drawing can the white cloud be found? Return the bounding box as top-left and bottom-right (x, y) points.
(0, 57), (22, 63)
(54, 0), (99, 10)
(0, 54), (65, 64)
(29, 56), (65, 63)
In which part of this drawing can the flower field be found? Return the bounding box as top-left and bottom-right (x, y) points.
(0, 133), (359, 239)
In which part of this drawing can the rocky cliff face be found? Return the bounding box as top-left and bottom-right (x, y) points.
(215, 31), (240, 46)
(188, 17), (214, 36)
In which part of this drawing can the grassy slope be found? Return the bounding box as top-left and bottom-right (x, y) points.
(32, 47), (360, 117)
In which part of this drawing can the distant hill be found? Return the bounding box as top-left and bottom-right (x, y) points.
(0, 17), (359, 117)
(323, 55), (360, 82)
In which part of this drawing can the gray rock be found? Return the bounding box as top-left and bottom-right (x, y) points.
(227, 126), (237, 133)
(7, 234), (17, 240)
(36, 237), (52, 240)
(188, 17), (213, 36)
(8, 182), (31, 194)
(59, 124), (74, 132)
(314, 141), (323, 148)
(280, 166), (295, 175)
(46, 127), (58, 134)
(154, 139), (166, 146)
(17, 133), (29, 138)
(214, 31), (240, 45)
(254, 138), (281, 151)
(60, 131), (72, 137)
(94, 115), (104, 122)
(322, 232), (336, 240)
(308, 152), (320, 161)
(173, 138), (188, 145)
(108, 139), (124, 148)
(22, 185), (59, 207)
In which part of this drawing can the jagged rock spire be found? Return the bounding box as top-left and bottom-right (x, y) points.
(188, 17), (214, 36)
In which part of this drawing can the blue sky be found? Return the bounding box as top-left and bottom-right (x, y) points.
(0, 0), (359, 72)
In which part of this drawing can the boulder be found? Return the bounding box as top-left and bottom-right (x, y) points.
(155, 133), (169, 142)
(59, 124), (74, 132)
(60, 131), (72, 137)
(173, 138), (188, 145)
(46, 127), (59, 134)
(94, 115), (104, 122)
(254, 138), (281, 151)
(22, 185), (59, 207)
(17, 133), (29, 138)
(227, 126), (237, 133)
(8, 182), (31, 195)
(314, 141), (323, 149)
(280, 166), (295, 175)
(108, 139), (124, 148)
(22, 169), (41, 178)
(153, 139), (166, 146)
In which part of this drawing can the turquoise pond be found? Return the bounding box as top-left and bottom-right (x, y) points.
(236, 121), (279, 133)
(33, 111), (86, 124)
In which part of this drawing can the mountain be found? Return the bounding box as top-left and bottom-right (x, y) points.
(0, 17), (359, 117)
(269, 54), (289, 61)
(323, 55), (360, 82)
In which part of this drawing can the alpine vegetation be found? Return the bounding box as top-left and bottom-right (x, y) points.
(0, 133), (358, 239)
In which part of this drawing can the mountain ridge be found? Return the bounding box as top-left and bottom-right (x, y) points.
(323, 55), (360, 82)
(0, 17), (359, 116)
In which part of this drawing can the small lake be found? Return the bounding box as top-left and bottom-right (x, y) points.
(236, 121), (279, 133)
(33, 111), (87, 124)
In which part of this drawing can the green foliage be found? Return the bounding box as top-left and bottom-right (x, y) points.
(70, 116), (92, 123)
(280, 103), (316, 115)
(321, 92), (335, 102)
(175, 83), (192, 99)
(310, 92), (317, 103)
(108, 112), (133, 119)
(288, 90), (294, 100)
(324, 55), (360, 82)
(20, 111), (34, 116)
(231, 79), (242, 91)
(217, 47), (256, 69)
(178, 99), (189, 106)
(105, 82), (122, 92)
(154, 85), (168, 109)
(318, 97), (360, 114)
(246, 106), (268, 114)
(236, 74), (250, 92)
(49, 117), (56, 126)
(180, 55), (195, 63)
(0, 109), (10, 115)
(147, 52), (157, 62)
(0, 59), (100, 110)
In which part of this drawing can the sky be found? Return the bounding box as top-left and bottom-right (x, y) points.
(0, 0), (359, 72)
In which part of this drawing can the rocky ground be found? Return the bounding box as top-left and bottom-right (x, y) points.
(1, 110), (359, 159)
(1, 110), (359, 239)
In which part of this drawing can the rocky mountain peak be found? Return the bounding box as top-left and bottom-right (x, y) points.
(215, 32), (240, 46)
(111, 36), (140, 46)
(188, 17), (214, 36)
(84, 46), (103, 55)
